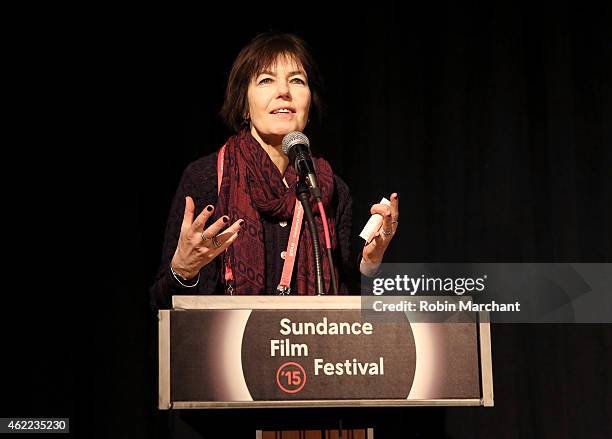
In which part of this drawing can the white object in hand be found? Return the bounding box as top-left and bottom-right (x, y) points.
(359, 197), (391, 243)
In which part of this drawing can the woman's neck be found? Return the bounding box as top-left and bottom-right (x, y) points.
(250, 127), (289, 175)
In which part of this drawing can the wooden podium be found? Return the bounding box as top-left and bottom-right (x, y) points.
(159, 296), (493, 437)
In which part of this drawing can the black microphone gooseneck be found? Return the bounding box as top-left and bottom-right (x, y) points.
(296, 181), (324, 295)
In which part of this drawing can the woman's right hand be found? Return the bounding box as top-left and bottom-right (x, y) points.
(171, 196), (243, 279)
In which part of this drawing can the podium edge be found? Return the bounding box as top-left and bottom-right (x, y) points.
(159, 310), (171, 409)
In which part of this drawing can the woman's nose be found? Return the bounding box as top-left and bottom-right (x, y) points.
(276, 80), (291, 97)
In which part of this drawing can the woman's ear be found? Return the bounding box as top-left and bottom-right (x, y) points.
(242, 111), (250, 126)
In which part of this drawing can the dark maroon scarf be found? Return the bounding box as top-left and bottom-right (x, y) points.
(216, 129), (338, 295)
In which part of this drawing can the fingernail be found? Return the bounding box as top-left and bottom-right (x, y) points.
(206, 205), (213, 212)
(223, 216), (229, 223)
(395, 193), (400, 200)
(239, 219), (245, 226)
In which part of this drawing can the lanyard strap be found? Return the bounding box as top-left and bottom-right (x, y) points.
(217, 144), (234, 293)
(276, 199), (304, 295)
(217, 144), (304, 295)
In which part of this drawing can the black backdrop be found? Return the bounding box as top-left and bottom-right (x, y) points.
(3, 2), (610, 438)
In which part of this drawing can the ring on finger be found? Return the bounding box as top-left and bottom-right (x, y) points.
(201, 231), (210, 242)
(382, 229), (393, 236)
(212, 235), (222, 248)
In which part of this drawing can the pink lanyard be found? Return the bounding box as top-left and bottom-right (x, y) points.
(217, 145), (304, 295)
(277, 199), (303, 294)
(217, 145), (234, 292)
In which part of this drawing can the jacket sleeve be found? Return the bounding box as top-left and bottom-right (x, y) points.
(334, 175), (363, 295)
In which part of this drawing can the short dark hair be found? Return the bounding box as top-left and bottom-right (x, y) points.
(220, 32), (324, 132)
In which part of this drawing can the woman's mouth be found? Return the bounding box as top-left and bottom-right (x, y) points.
(270, 109), (295, 120)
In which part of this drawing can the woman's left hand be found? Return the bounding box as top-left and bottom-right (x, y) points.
(361, 192), (399, 276)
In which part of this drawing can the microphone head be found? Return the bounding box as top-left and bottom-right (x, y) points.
(282, 131), (310, 156)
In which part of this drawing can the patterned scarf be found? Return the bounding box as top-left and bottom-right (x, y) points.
(216, 129), (337, 295)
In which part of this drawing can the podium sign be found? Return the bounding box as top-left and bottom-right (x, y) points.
(159, 297), (493, 409)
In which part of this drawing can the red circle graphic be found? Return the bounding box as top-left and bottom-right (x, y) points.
(276, 361), (307, 394)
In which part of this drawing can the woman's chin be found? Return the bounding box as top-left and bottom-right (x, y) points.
(252, 124), (306, 145)
(270, 119), (306, 133)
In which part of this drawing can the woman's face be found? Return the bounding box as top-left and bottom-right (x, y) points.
(247, 55), (311, 143)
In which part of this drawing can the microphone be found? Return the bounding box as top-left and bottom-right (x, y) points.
(282, 131), (321, 199)
(282, 131), (338, 294)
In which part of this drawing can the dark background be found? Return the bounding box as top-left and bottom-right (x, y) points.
(3, 1), (611, 438)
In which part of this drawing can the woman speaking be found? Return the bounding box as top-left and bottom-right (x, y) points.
(150, 32), (399, 309)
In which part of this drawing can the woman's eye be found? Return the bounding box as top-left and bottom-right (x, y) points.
(258, 77), (306, 85)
